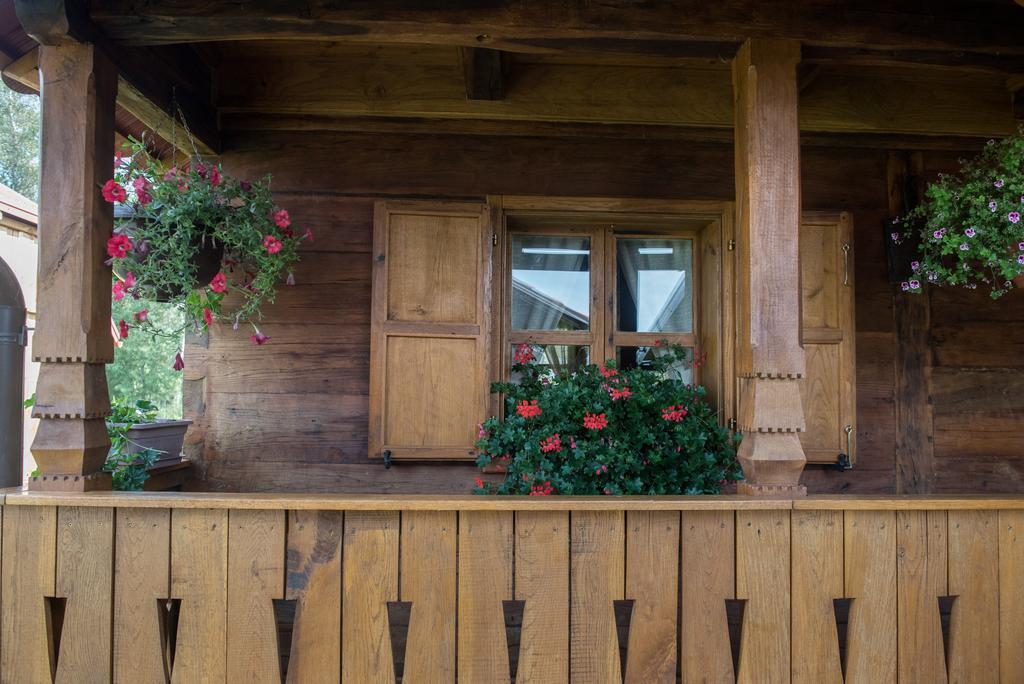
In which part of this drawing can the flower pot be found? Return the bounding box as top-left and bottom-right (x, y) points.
(1015, 274), (1024, 290)
(154, 239), (224, 301)
(113, 419), (192, 466)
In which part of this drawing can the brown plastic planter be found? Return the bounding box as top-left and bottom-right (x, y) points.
(116, 419), (193, 466)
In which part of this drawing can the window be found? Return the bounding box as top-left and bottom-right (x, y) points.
(505, 216), (700, 385)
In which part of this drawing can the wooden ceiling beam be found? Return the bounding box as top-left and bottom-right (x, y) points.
(89, 0), (1024, 59)
(14, 0), (219, 155)
(459, 47), (505, 100)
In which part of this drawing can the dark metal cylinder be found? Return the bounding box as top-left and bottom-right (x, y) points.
(0, 257), (26, 488)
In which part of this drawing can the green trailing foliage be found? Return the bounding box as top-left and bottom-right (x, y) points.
(895, 128), (1024, 299)
(105, 398), (163, 491)
(474, 342), (741, 496)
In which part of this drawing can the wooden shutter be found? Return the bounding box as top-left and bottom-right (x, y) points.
(369, 201), (493, 460)
(799, 212), (857, 464)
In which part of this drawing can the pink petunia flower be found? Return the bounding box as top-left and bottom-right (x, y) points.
(133, 309), (148, 323)
(960, 243), (970, 251)
(1009, 212), (1021, 224)
(989, 201), (998, 212)
(263, 235), (283, 254)
(965, 227), (976, 238)
(118, 319), (129, 339)
(910, 261), (920, 271)
(107, 234), (133, 259)
(209, 272), (227, 293)
(250, 330), (270, 345)
(203, 307), (213, 327)
(273, 209), (291, 228)
(112, 281), (126, 301)
(102, 180), (126, 203)
(172, 352), (185, 371)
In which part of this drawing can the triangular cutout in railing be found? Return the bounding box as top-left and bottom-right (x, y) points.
(272, 598), (298, 682)
(44, 596), (67, 678)
(613, 599), (635, 682)
(157, 598), (182, 681)
(387, 601), (413, 682)
(725, 598), (747, 678)
(833, 597), (853, 678)
(938, 595), (957, 677)
(502, 599), (525, 682)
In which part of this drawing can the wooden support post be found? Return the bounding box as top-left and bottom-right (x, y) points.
(732, 39), (807, 495)
(29, 41), (117, 491)
(890, 151), (936, 494)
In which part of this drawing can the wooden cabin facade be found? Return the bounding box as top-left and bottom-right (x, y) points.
(2, 1), (1024, 681)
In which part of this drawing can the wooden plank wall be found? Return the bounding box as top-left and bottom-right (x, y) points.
(3, 498), (1024, 682)
(181, 126), (1016, 494)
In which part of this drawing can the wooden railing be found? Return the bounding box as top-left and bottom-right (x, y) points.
(2, 492), (1023, 682)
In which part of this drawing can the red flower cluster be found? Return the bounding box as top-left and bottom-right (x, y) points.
(209, 272), (228, 293)
(102, 180), (126, 203)
(529, 481), (554, 496)
(514, 343), (534, 364)
(583, 412), (608, 430)
(595, 463), (609, 475)
(608, 385), (632, 401)
(661, 405), (688, 422)
(107, 234), (133, 259)
(540, 433), (562, 453)
(516, 399), (542, 419)
(263, 234), (283, 254)
(599, 364), (618, 378)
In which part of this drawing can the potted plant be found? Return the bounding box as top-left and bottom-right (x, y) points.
(103, 136), (313, 364)
(474, 342), (740, 495)
(107, 398), (192, 470)
(894, 128), (1024, 298)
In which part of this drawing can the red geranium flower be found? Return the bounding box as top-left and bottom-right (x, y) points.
(118, 319), (129, 339)
(516, 399), (542, 419)
(609, 385), (631, 401)
(273, 209), (291, 228)
(540, 433), (562, 453)
(106, 234), (133, 259)
(209, 272), (227, 293)
(203, 307), (214, 327)
(661, 405), (688, 422)
(529, 481), (554, 496)
(514, 343), (535, 364)
(599, 364), (618, 378)
(102, 179), (126, 203)
(474, 477), (485, 489)
(263, 235), (283, 254)
(172, 352), (185, 371)
(583, 412), (608, 430)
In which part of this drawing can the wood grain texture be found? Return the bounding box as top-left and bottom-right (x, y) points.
(170, 508), (228, 683)
(400, 510), (457, 683)
(897, 510), (948, 684)
(1, 504), (56, 683)
(999, 510), (1024, 682)
(458, 511), (513, 683)
(369, 201), (492, 460)
(735, 509), (790, 684)
(342, 511), (399, 683)
(571, 510), (625, 683)
(947, 510), (1000, 684)
(114, 507), (171, 683)
(680, 510), (735, 684)
(844, 510), (897, 683)
(514, 510), (569, 683)
(791, 509), (843, 684)
(55, 506), (114, 683)
(285, 510), (342, 683)
(624, 510), (679, 683)
(227, 509), (285, 683)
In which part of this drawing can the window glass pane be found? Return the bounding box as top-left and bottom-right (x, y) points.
(617, 346), (694, 384)
(511, 235), (590, 331)
(616, 238), (693, 333)
(511, 344), (590, 381)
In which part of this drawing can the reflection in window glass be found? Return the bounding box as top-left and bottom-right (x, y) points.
(511, 344), (590, 381)
(617, 346), (694, 384)
(616, 238), (692, 333)
(511, 235), (590, 331)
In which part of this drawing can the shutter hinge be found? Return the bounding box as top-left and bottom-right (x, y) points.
(492, 233), (498, 246)
(382, 450), (392, 469)
(727, 239), (736, 251)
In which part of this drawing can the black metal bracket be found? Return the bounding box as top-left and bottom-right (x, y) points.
(383, 450), (392, 469)
(835, 453), (853, 472)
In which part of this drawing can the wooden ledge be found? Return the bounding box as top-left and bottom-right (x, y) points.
(2, 491), (1024, 511)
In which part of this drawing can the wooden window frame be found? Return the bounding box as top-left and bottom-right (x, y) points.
(492, 196), (735, 426)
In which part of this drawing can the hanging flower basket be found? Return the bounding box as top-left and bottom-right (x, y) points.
(894, 128), (1024, 299)
(104, 137), (312, 356)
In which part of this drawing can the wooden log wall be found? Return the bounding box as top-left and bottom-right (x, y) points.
(2, 493), (1024, 682)
(180, 124), (1021, 494)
